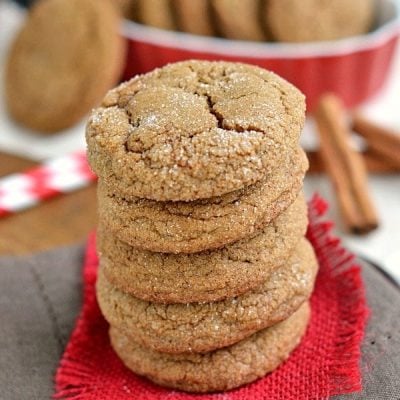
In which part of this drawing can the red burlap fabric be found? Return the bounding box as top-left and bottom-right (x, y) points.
(54, 195), (368, 399)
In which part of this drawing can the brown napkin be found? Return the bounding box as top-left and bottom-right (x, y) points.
(0, 244), (399, 400)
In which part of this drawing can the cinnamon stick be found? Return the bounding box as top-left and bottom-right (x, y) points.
(314, 94), (379, 234)
(364, 149), (400, 173)
(352, 113), (400, 169)
(307, 149), (400, 174)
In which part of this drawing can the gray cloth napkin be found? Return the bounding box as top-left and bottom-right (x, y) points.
(0, 245), (399, 400)
(0, 244), (83, 400)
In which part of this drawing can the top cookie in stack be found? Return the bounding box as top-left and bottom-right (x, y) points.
(86, 60), (315, 393)
(87, 61), (307, 253)
(87, 60), (305, 202)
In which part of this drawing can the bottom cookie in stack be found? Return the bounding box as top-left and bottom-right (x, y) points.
(110, 302), (310, 393)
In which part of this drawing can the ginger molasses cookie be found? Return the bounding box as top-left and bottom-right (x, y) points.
(266, 0), (374, 43)
(110, 302), (310, 393)
(97, 238), (317, 354)
(5, 0), (125, 133)
(137, 0), (176, 30)
(99, 194), (308, 303)
(115, 0), (138, 19)
(175, 0), (215, 36)
(211, 0), (267, 41)
(86, 60), (305, 201)
(98, 148), (308, 254)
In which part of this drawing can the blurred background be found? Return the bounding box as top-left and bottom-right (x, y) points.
(0, 0), (399, 281)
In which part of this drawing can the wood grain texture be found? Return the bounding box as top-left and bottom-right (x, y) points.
(0, 152), (97, 255)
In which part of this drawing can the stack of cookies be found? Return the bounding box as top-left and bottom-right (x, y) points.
(86, 60), (318, 393)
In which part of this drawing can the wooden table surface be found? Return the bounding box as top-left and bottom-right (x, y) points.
(0, 152), (97, 255)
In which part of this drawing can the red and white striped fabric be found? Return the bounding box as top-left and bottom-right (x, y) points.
(0, 151), (96, 218)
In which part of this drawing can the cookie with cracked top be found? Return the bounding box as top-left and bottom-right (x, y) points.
(110, 302), (310, 393)
(98, 148), (308, 254)
(96, 238), (317, 354)
(6, 0), (125, 133)
(99, 194), (308, 303)
(86, 60), (305, 201)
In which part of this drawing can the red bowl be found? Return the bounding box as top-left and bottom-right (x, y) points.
(121, 0), (400, 111)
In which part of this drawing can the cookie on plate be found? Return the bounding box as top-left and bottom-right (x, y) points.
(98, 149), (308, 254)
(110, 302), (310, 392)
(211, 0), (267, 41)
(137, 0), (176, 30)
(86, 60), (306, 201)
(5, 0), (125, 132)
(175, 0), (215, 36)
(265, 0), (374, 42)
(98, 194), (308, 303)
(114, 0), (138, 19)
(97, 238), (317, 354)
